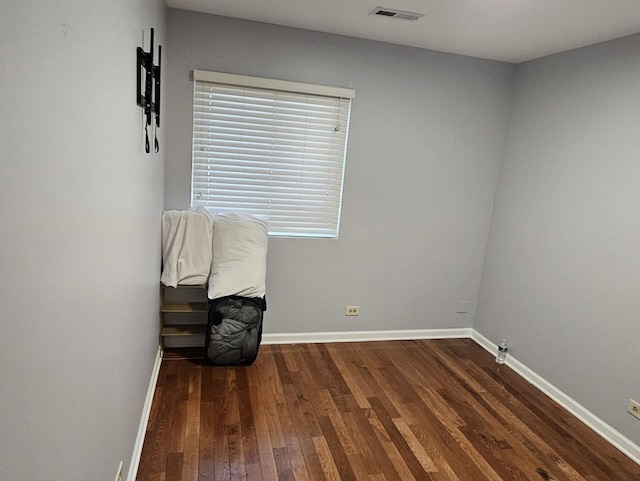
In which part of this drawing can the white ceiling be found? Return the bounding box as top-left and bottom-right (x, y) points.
(166, 0), (640, 63)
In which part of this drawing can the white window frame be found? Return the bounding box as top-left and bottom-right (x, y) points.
(191, 70), (355, 238)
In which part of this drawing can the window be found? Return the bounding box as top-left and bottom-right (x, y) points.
(191, 70), (355, 238)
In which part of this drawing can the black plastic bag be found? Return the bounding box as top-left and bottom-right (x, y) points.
(205, 296), (265, 366)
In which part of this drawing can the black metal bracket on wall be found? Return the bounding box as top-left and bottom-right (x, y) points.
(137, 27), (161, 153)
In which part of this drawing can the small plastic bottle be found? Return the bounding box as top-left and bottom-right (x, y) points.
(496, 339), (508, 364)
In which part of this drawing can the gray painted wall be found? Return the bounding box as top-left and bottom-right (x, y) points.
(0, 1), (166, 479)
(475, 35), (640, 445)
(4, 4), (635, 476)
(165, 9), (514, 335)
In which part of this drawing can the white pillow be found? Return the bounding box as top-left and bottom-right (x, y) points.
(208, 213), (268, 300)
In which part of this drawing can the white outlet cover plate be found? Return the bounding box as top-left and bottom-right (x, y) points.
(628, 399), (640, 421)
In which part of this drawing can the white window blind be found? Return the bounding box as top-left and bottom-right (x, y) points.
(191, 70), (354, 238)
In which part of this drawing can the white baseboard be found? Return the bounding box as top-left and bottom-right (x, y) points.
(262, 328), (473, 345)
(126, 346), (163, 481)
(470, 329), (640, 465)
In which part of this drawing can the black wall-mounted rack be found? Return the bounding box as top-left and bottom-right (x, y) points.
(137, 28), (161, 153)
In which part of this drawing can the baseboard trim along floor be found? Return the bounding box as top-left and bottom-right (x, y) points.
(128, 328), (640, 479)
(261, 328), (473, 345)
(127, 346), (163, 481)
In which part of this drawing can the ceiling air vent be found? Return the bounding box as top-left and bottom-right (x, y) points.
(370, 6), (424, 21)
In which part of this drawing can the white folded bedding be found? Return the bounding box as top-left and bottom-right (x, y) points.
(208, 213), (268, 300)
(161, 207), (213, 287)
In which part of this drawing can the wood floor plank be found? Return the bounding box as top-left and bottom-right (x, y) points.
(211, 369), (230, 481)
(392, 417), (438, 473)
(286, 371), (323, 438)
(357, 407), (416, 481)
(318, 415), (359, 481)
(403, 423), (464, 481)
(175, 361), (191, 402)
(257, 372), (287, 450)
(137, 340), (640, 481)
(341, 410), (390, 478)
(283, 377), (327, 480)
(187, 365), (201, 402)
(313, 435), (343, 481)
(274, 392), (313, 481)
(226, 423), (246, 481)
(198, 402), (215, 481)
(165, 453), (183, 481)
(146, 385), (166, 432)
(273, 446), (296, 481)
(326, 344), (373, 409)
(168, 401), (187, 454)
(182, 400), (200, 481)
(246, 365), (279, 480)
(317, 388), (360, 457)
(369, 395), (438, 481)
(137, 371), (179, 481)
(235, 369), (260, 466)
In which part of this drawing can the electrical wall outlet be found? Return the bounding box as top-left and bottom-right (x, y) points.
(114, 461), (124, 481)
(345, 306), (360, 316)
(628, 399), (640, 421)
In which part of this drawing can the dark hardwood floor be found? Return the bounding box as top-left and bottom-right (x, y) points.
(136, 339), (640, 480)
